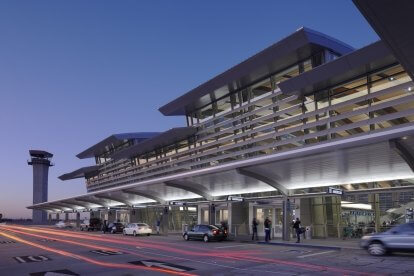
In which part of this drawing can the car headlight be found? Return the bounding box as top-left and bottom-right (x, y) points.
(361, 235), (370, 240)
(112, 227), (116, 230)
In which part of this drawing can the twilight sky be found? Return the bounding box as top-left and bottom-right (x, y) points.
(0, 0), (378, 218)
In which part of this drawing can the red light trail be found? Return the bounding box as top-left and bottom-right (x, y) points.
(0, 225), (381, 276)
(0, 229), (195, 276)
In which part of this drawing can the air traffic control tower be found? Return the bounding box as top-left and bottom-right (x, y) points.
(28, 150), (53, 224)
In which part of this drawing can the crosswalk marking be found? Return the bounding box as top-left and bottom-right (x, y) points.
(90, 250), (124, 256)
(0, 240), (16, 244)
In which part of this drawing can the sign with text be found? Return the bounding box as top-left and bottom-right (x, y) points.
(227, 195), (244, 202)
(169, 201), (186, 206)
(327, 187), (343, 195)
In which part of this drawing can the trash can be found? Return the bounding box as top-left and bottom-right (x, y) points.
(305, 226), (312, 239)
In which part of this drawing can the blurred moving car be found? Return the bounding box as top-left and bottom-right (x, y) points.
(108, 222), (124, 234)
(123, 223), (152, 236)
(80, 218), (102, 231)
(55, 221), (73, 229)
(183, 224), (227, 242)
(360, 222), (414, 256)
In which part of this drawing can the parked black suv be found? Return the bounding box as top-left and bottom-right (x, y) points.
(183, 224), (227, 242)
(108, 222), (125, 234)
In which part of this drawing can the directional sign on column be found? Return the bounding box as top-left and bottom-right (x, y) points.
(130, 260), (194, 272)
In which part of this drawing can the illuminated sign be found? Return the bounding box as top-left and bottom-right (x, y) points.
(169, 201), (186, 206)
(328, 187), (343, 195)
(227, 195), (244, 202)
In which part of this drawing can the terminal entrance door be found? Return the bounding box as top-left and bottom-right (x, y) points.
(254, 206), (283, 238)
(216, 208), (228, 225)
(201, 208), (209, 224)
(116, 211), (130, 224)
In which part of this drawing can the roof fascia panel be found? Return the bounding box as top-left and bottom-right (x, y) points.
(159, 27), (354, 116)
(278, 40), (396, 96)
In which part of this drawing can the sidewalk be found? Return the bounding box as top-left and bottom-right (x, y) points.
(232, 235), (361, 250)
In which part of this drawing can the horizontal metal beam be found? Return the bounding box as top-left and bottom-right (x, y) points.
(43, 204), (68, 211)
(164, 181), (214, 201)
(237, 168), (288, 196)
(121, 189), (166, 205)
(94, 195), (131, 207)
(62, 200), (89, 209)
(76, 198), (106, 207)
(390, 138), (414, 172)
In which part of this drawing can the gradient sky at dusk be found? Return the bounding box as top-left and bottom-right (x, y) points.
(0, 0), (378, 218)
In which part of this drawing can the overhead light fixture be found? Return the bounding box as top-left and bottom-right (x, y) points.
(388, 76), (395, 81)
(407, 86), (413, 92)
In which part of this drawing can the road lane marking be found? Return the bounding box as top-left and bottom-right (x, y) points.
(3, 226), (377, 276)
(130, 260), (194, 272)
(14, 256), (26, 263)
(215, 244), (252, 249)
(0, 231), (194, 276)
(297, 250), (335, 259)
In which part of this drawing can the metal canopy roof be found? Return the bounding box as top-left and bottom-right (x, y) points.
(28, 125), (414, 212)
(278, 40), (397, 95)
(76, 132), (160, 159)
(159, 27), (354, 116)
(353, 0), (414, 81)
(58, 165), (102, 181)
(111, 127), (197, 161)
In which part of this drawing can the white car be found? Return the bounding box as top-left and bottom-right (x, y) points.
(55, 221), (72, 229)
(123, 223), (152, 236)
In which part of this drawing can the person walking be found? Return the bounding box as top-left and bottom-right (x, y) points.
(252, 218), (258, 241)
(293, 218), (301, 243)
(264, 217), (271, 242)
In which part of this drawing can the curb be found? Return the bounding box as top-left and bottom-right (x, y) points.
(256, 241), (358, 251)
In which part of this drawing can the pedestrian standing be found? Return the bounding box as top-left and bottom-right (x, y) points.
(101, 220), (107, 234)
(156, 218), (161, 235)
(252, 218), (258, 241)
(293, 218), (301, 243)
(264, 217), (271, 242)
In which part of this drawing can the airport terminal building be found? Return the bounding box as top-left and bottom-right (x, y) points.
(29, 1), (414, 240)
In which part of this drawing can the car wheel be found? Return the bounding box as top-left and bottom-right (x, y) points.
(147, 233), (150, 236)
(133, 231), (137, 237)
(203, 235), (209, 243)
(184, 234), (189, 241)
(111, 230), (115, 234)
(368, 242), (386, 256)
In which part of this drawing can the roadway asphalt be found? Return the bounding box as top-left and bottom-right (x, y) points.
(1, 225), (414, 276)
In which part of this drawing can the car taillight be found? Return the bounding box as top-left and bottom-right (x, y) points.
(213, 230), (219, 235)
